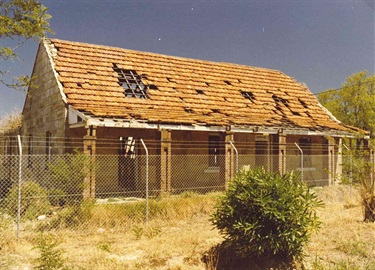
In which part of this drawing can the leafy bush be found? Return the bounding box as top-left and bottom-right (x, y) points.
(6, 181), (51, 220)
(211, 167), (323, 260)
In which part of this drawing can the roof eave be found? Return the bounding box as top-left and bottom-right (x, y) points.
(68, 114), (358, 138)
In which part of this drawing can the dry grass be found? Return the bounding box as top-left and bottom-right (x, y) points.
(305, 185), (375, 269)
(1, 186), (374, 270)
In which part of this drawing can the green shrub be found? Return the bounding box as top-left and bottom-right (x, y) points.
(211, 167), (323, 260)
(6, 181), (51, 220)
(33, 233), (66, 269)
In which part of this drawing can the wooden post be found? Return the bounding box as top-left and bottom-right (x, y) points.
(160, 129), (172, 194)
(83, 125), (96, 199)
(225, 131), (234, 189)
(278, 132), (286, 175)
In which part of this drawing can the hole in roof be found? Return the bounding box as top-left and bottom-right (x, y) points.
(167, 77), (173, 82)
(241, 91), (255, 102)
(272, 95), (289, 106)
(292, 111), (301, 116)
(184, 107), (193, 113)
(113, 63), (148, 99)
(77, 83), (82, 87)
(180, 97), (185, 103)
(173, 87), (178, 92)
(237, 79), (242, 83)
(298, 98), (309, 109)
(149, 85), (158, 90)
(212, 109), (220, 113)
(205, 82), (210, 86)
(224, 80), (232, 85)
(196, 89), (205, 95)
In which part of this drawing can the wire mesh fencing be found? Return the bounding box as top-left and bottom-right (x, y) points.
(0, 150), (356, 238)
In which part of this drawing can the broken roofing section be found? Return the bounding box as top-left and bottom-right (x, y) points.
(44, 38), (359, 135)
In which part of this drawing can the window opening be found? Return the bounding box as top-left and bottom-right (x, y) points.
(209, 135), (222, 167)
(28, 135), (33, 168)
(113, 64), (148, 99)
(45, 131), (51, 156)
(45, 131), (52, 167)
(299, 137), (312, 167)
(7, 138), (14, 155)
(255, 135), (269, 168)
(118, 137), (137, 190)
(119, 136), (136, 158)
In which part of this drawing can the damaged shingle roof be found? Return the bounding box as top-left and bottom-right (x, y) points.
(46, 38), (354, 133)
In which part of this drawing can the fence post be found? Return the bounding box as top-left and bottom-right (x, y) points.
(295, 143), (303, 182)
(229, 141), (238, 174)
(140, 139), (149, 226)
(17, 135), (22, 240)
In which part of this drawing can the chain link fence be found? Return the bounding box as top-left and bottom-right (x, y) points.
(0, 136), (358, 238)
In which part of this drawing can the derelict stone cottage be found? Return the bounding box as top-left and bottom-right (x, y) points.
(13, 38), (362, 197)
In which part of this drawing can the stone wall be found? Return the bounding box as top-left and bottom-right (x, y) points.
(21, 42), (67, 155)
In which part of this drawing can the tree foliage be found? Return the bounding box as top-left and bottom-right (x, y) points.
(341, 142), (375, 222)
(0, 0), (53, 89)
(0, 109), (21, 134)
(317, 71), (375, 135)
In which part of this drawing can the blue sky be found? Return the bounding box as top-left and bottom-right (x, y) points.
(1, 0), (374, 118)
